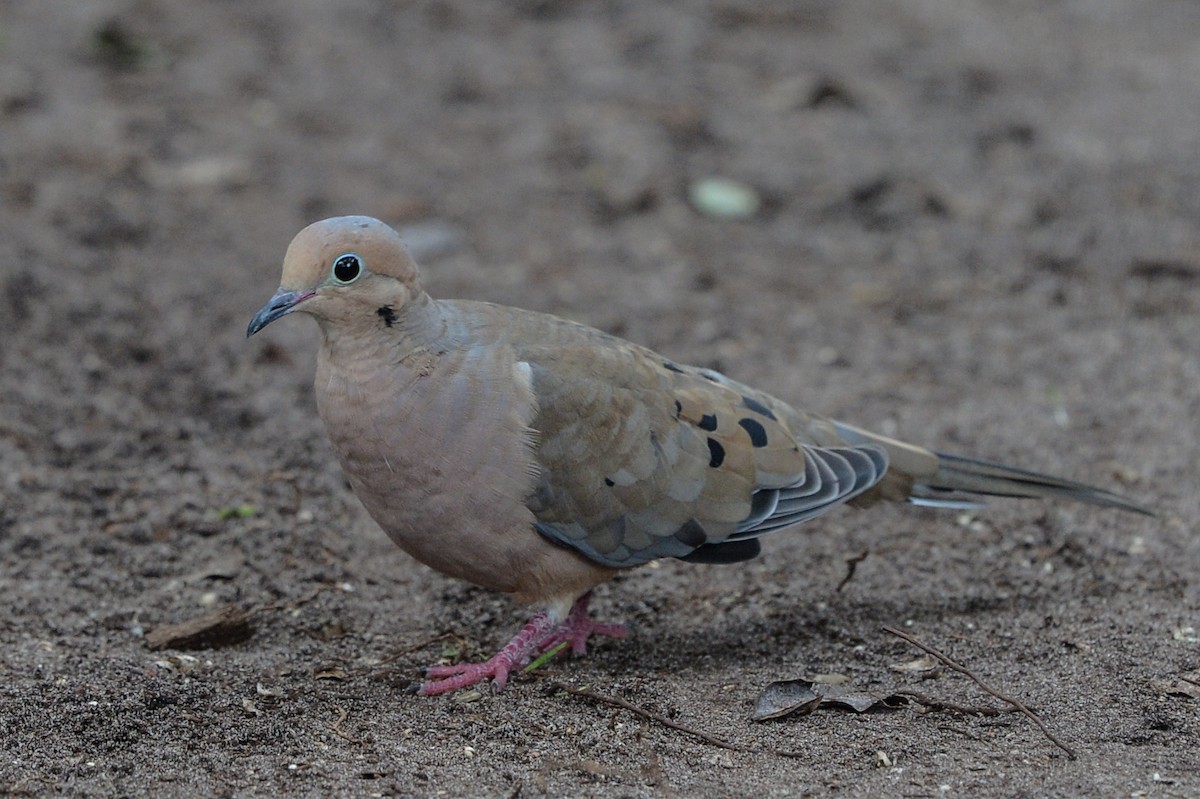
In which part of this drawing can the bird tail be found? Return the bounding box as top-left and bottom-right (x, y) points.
(910, 451), (1152, 515)
(830, 421), (1152, 515)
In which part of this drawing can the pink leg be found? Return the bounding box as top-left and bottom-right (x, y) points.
(414, 593), (628, 696)
(537, 592), (628, 656)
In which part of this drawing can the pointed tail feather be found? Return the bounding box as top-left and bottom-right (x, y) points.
(912, 451), (1153, 516)
(830, 420), (1151, 515)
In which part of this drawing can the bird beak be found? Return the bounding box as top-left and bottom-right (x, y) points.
(246, 288), (314, 337)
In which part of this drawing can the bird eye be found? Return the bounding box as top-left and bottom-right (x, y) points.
(331, 253), (362, 284)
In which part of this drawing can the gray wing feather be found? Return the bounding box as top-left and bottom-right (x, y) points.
(732, 445), (887, 537)
(534, 444), (888, 567)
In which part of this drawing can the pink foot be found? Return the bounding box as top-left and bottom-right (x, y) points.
(414, 593), (628, 697)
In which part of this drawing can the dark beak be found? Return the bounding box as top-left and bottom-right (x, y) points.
(246, 288), (312, 337)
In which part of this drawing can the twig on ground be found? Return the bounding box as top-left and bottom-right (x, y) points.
(545, 680), (807, 759)
(330, 704), (366, 744)
(371, 631), (470, 671)
(832, 549), (870, 598)
(898, 689), (1018, 717)
(547, 681), (748, 752)
(882, 625), (1076, 760)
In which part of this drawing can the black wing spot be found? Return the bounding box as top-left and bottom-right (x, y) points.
(740, 395), (777, 421)
(679, 538), (762, 564)
(376, 305), (397, 327)
(706, 437), (725, 468)
(698, 413), (718, 431)
(673, 399), (683, 418)
(604, 477), (615, 487)
(738, 417), (768, 447)
(663, 361), (684, 373)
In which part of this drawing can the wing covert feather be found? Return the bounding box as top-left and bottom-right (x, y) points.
(510, 313), (887, 567)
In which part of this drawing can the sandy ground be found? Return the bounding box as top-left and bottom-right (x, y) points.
(2, 1), (1198, 796)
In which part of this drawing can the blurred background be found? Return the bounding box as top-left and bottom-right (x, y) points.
(1, 1), (1197, 796)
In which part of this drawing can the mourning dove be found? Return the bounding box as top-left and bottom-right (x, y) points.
(247, 216), (1150, 696)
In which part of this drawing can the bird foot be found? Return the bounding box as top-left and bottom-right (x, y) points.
(414, 593), (627, 696)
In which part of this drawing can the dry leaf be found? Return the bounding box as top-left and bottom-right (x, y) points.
(813, 683), (906, 713)
(753, 679), (907, 720)
(145, 605), (254, 651)
(752, 679), (821, 721)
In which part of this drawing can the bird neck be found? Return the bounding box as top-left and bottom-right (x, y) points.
(316, 290), (478, 368)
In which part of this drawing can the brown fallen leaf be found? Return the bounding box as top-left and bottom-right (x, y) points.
(144, 604), (254, 651)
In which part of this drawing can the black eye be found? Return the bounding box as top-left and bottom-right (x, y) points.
(332, 253), (362, 283)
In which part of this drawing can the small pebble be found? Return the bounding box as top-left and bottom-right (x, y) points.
(688, 177), (761, 220)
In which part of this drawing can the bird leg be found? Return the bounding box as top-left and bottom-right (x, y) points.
(414, 592), (628, 696)
(534, 591), (628, 657)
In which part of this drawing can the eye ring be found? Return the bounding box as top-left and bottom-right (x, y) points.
(331, 253), (362, 284)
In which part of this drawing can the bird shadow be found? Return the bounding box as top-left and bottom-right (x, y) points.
(577, 588), (1056, 682)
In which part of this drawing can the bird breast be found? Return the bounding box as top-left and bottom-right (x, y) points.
(312, 334), (546, 594)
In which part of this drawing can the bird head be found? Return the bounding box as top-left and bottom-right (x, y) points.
(247, 216), (422, 337)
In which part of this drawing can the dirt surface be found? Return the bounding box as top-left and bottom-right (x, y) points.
(2, 1), (1198, 796)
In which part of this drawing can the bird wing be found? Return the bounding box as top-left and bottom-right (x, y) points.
(503, 310), (887, 567)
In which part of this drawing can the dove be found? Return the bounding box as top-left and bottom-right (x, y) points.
(247, 215), (1150, 696)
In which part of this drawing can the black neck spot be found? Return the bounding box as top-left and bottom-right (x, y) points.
(376, 305), (397, 327)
